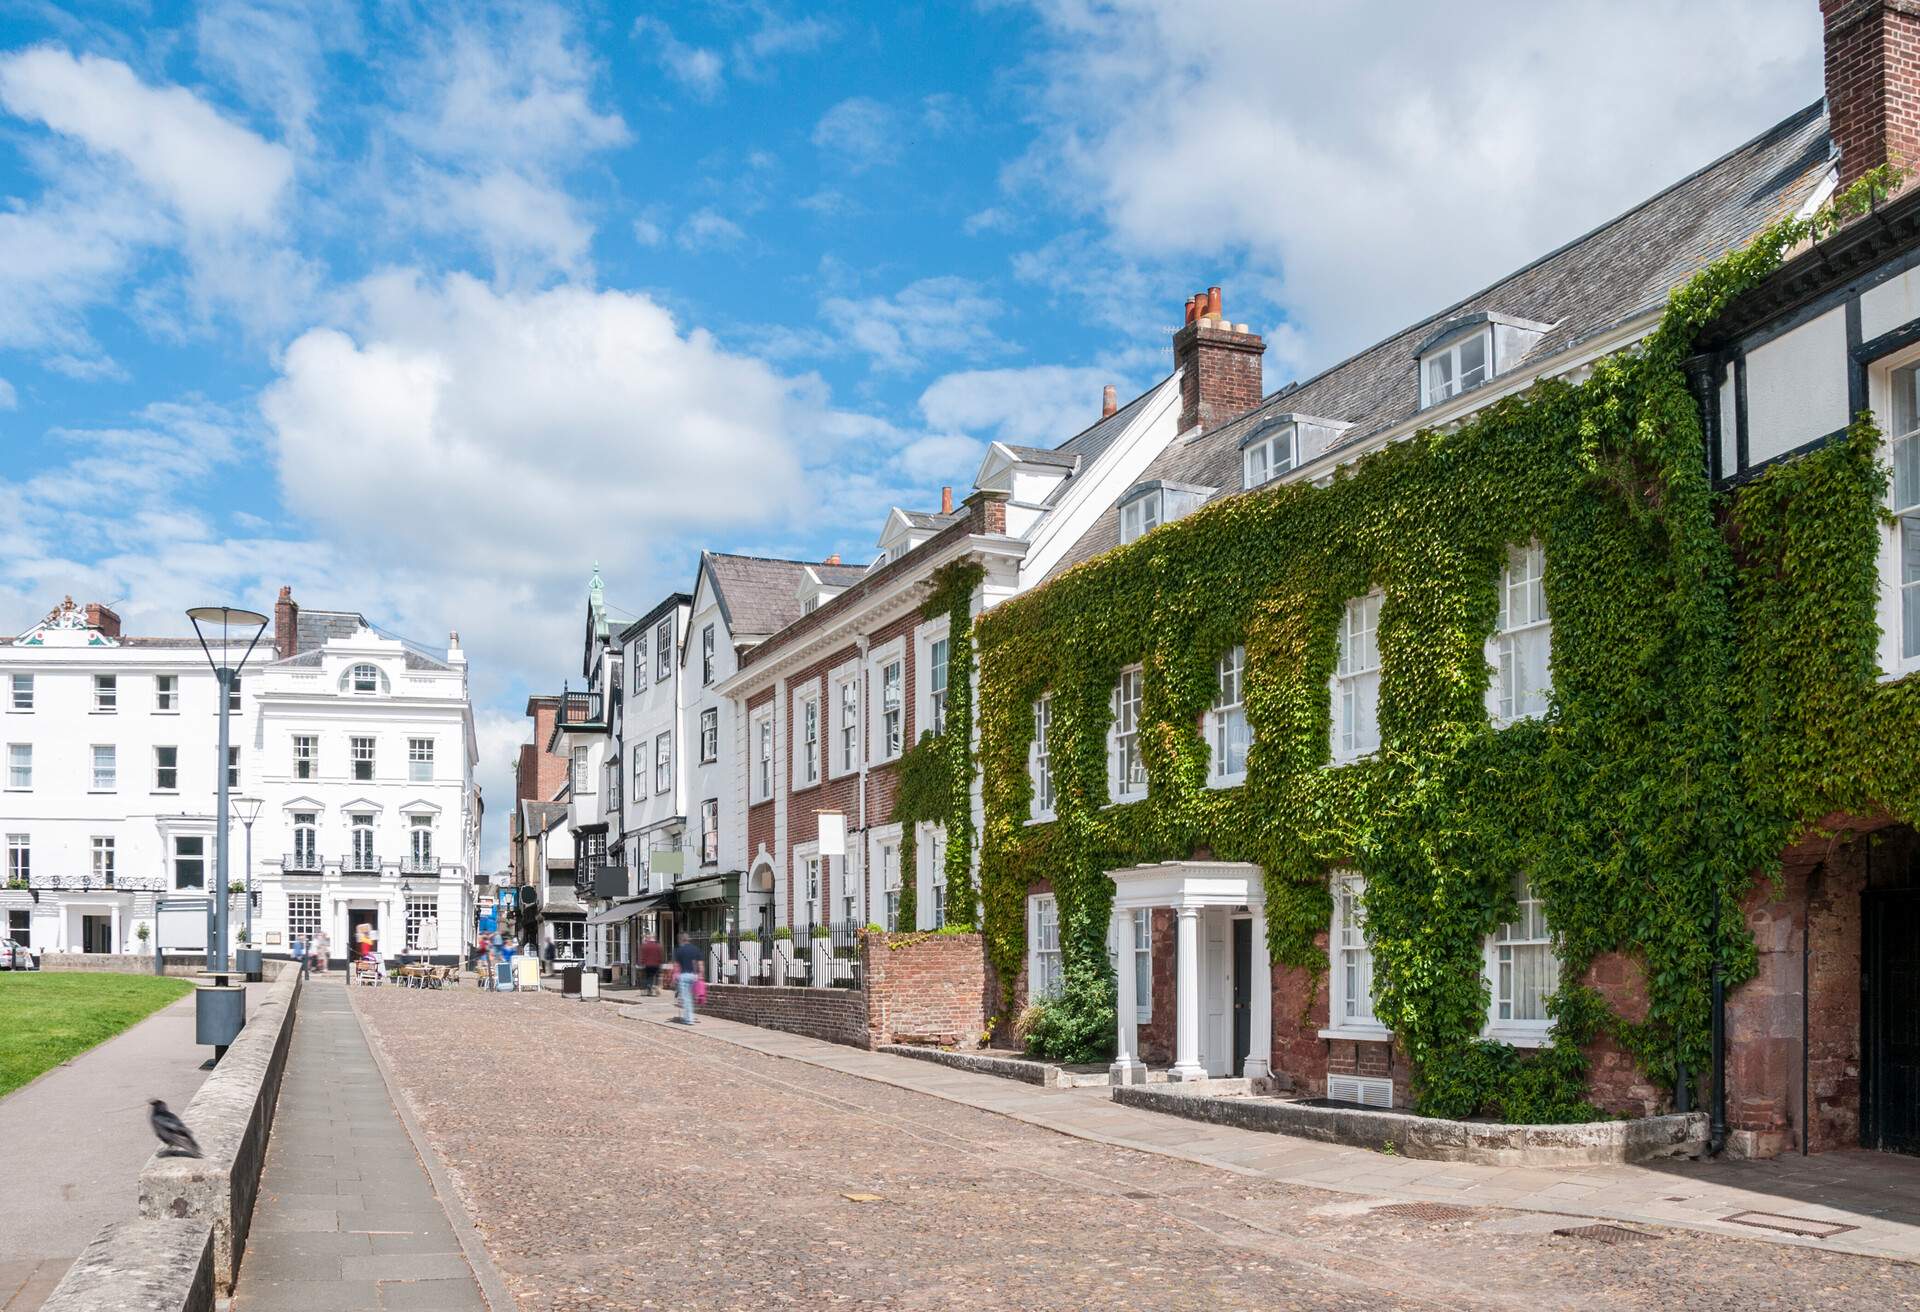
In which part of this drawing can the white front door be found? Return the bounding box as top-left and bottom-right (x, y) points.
(1203, 907), (1232, 1077)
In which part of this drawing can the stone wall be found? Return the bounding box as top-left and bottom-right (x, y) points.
(1582, 952), (1666, 1118)
(40, 952), (206, 977)
(700, 983), (868, 1047)
(863, 930), (985, 1048)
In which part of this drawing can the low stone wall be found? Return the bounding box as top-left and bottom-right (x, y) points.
(37, 1218), (214, 1312)
(1112, 1083), (1708, 1166)
(700, 983), (868, 1047)
(879, 1044), (1060, 1085)
(139, 961), (303, 1294)
(39, 952), (207, 977)
(862, 930), (986, 1048)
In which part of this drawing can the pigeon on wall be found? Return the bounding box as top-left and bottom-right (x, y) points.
(148, 1099), (202, 1158)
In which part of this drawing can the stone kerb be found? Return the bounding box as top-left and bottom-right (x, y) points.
(37, 1218), (214, 1312)
(139, 960), (304, 1295)
(1112, 1083), (1709, 1167)
(860, 930), (987, 1050)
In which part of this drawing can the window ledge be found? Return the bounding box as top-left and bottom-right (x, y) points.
(1318, 1026), (1392, 1043)
(1205, 774), (1247, 791)
(153, 710), (178, 716)
(1482, 1028), (1553, 1049)
(1026, 812), (1056, 826)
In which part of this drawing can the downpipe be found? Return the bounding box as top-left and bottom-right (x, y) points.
(1709, 896), (1728, 1157)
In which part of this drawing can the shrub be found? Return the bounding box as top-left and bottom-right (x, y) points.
(1014, 963), (1115, 1064)
(810, 925), (831, 939)
(738, 930), (759, 943)
(772, 926), (793, 941)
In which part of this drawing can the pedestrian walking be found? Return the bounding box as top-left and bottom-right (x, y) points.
(672, 933), (701, 1024)
(291, 934), (306, 975)
(309, 931), (329, 977)
(640, 934), (663, 996)
(543, 938), (555, 976)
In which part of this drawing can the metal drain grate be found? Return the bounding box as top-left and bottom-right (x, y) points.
(1721, 1211), (1858, 1239)
(1372, 1202), (1477, 1222)
(1554, 1223), (1653, 1245)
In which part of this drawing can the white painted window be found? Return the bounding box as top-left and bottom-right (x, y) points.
(1030, 696), (1055, 820)
(880, 659), (903, 758)
(879, 839), (901, 930)
(153, 745), (177, 791)
(701, 623), (716, 686)
(94, 674), (116, 712)
(91, 744), (116, 791)
(928, 828), (948, 929)
(6, 743), (29, 790)
(350, 663), (379, 694)
(1333, 592), (1382, 762)
(700, 798), (719, 864)
(287, 893), (320, 944)
(796, 689), (820, 787)
(1210, 645), (1250, 784)
(633, 635), (649, 692)
(349, 814), (376, 870)
(700, 707), (719, 763)
(752, 711), (774, 803)
(291, 813), (317, 868)
(1030, 894), (1063, 1000)
(632, 743), (644, 794)
(654, 731), (672, 795)
(6, 834), (27, 883)
(228, 676), (241, 713)
(352, 736), (375, 782)
(409, 815), (434, 869)
(228, 746), (240, 789)
(928, 637), (949, 736)
(834, 674), (859, 774)
(801, 852), (821, 928)
(1489, 543), (1551, 724)
(1109, 666), (1146, 800)
(92, 836), (114, 886)
(1889, 364), (1920, 666)
(655, 618), (673, 682)
(155, 674), (176, 711)
(1243, 424), (1295, 490)
(1329, 871), (1381, 1031)
(174, 835), (205, 890)
(1421, 329), (1489, 407)
(293, 734), (316, 779)
(9, 674), (31, 711)
(1106, 907), (1152, 1023)
(408, 737), (434, 782)
(570, 746), (588, 794)
(1119, 489), (1161, 544)
(1487, 874), (1559, 1035)
(405, 895), (436, 951)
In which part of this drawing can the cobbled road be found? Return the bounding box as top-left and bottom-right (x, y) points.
(354, 985), (1920, 1311)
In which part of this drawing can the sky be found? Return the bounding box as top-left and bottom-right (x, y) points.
(0, 1), (1826, 869)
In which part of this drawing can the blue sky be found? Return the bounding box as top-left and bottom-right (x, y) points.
(0, 1), (1826, 862)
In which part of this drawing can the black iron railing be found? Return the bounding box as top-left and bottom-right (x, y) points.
(401, 855), (441, 876)
(342, 852), (381, 874)
(283, 851), (323, 874)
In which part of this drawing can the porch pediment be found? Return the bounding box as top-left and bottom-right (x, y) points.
(1107, 860), (1264, 910)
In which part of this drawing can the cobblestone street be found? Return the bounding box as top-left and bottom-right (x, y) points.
(352, 985), (1920, 1311)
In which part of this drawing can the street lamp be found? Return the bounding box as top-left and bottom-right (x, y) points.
(231, 794), (264, 975)
(187, 605), (268, 981)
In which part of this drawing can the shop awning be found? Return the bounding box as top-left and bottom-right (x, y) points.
(585, 890), (676, 925)
(674, 873), (741, 905)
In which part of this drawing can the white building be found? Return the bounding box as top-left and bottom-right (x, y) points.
(0, 589), (480, 965)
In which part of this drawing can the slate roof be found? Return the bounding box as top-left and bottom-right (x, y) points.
(296, 609), (366, 650)
(703, 552), (853, 641)
(1051, 101), (1834, 576)
(1000, 445), (1080, 470)
(899, 509), (967, 531)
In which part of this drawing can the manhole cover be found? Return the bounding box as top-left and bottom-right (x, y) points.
(1554, 1223), (1653, 1245)
(1721, 1210), (1858, 1238)
(1371, 1202), (1476, 1222)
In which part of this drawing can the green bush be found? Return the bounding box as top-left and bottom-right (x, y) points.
(1015, 963), (1116, 1063)
(809, 924), (831, 939)
(738, 930), (759, 943)
(772, 926), (793, 941)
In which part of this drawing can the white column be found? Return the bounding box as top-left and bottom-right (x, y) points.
(1244, 903), (1273, 1084)
(1110, 905), (1144, 1084)
(1171, 905), (1206, 1081)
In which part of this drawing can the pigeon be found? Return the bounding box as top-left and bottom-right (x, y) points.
(148, 1099), (202, 1158)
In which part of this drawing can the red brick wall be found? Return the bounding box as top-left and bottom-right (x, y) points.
(863, 930), (986, 1048)
(784, 640), (861, 923)
(745, 687), (774, 868)
(701, 983), (868, 1048)
(1173, 321), (1265, 433)
(1823, 0), (1920, 189)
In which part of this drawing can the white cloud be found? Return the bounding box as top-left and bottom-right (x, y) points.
(0, 47), (293, 232)
(733, 10), (832, 73)
(632, 208), (667, 247)
(634, 17), (725, 100)
(0, 379), (15, 410)
(1013, 0), (1822, 364)
(195, 0), (361, 152)
(677, 208), (746, 251)
(919, 364), (1126, 447)
(429, 168), (595, 278)
(964, 207), (1014, 236)
(812, 96), (899, 171)
(822, 277), (1004, 371)
(896, 432), (985, 483)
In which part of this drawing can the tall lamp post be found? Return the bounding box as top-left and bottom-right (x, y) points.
(187, 605), (268, 1059)
(232, 794), (264, 981)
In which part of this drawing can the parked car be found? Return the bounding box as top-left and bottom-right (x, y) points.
(0, 939), (39, 970)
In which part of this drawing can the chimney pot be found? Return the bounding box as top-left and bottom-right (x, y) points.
(941, 485), (954, 515)
(1102, 384), (1118, 418)
(1206, 286), (1223, 318)
(1184, 296), (1197, 325)
(823, 553), (841, 566)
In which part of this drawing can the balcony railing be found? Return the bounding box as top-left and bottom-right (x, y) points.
(341, 852), (382, 874)
(555, 686), (606, 732)
(401, 855), (441, 876)
(283, 851), (323, 874)
(28, 873), (165, 893)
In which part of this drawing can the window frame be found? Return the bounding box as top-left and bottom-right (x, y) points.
(701, 623), (716, 686)
(287, 892), (321, 945)
(633, 634), (650, 692)
(91, 835), (115, 887)
(351, 735), (375, 782)
(5, 743), (29, 791)
(1419, 326), (1492, 408)
(1029, 695), (1055, 822)
(700, 798), (719, 865)
(1487, 542), (1552, 725)
(93, 674), (117, 713)
(653, 731), (672, 796)
(1209, 645), (1250, 787)
(1118, 488), (1162, 544)
(154, 673), (176, 711)
(91, 743), (116, 792)
(1242, 423), (1296, 490)
(9, 673), (31, 712)
(349, 662), (380, 695)
(291, 812), (318, 868)
(153, 744), (178, 792)
(1323, 869), (1387, 1039)
(6, 833), (28, 884)
(1331, 591), (1384, 763)
(655, 618), (673, 682)
(1028, 893), (1064, 1003)
(293, 734), (317, 780)
(751, 709), (774, 803)
(227, 745), (241, 789)
(699, 707), (719, 764)
(794, 684), (821, 789)
(349, 813), (376, 870)
(830, 666), (860, 778)
(173, 835), (206, 891)
(408, 737), (435, 783)
(1481, 873), (1560, 1045)
(1108, 665), (1146, 802)
(1106, 905), (1152, 1024)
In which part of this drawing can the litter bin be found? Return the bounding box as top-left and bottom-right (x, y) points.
(561, 965), (582, 997)
(580, 969), (600, 1001)
(235, 947), (263, 983)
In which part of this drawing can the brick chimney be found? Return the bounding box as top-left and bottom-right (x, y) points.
(1102, 384), (1117, 418)
(1173, 285), (1265, 434)
(1823, 0), (1920, 190)
(84, 603), (120, 638)
(274, 585), (299, 660)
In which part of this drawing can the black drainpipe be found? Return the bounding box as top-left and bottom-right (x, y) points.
(1709, 895), (1728, 1156)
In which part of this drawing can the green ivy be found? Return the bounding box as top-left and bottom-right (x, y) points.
(969, 169), (1905, 1120)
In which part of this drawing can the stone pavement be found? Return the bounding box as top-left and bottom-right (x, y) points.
(0, 980), (265, 1312)
(613, 992), (1920, 1265)
(230, 978), (491, 1311)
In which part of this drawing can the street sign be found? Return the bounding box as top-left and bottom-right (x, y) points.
(818, 811), (846, 858)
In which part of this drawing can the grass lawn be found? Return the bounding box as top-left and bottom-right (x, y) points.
(0, 972), (195, 1098)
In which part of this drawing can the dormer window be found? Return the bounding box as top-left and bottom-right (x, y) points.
(1242, 423), (1296, 490)
(1416, 312), (1552, 410)
(1118, 481), (1212, 545)
(341, 663), (389, 695)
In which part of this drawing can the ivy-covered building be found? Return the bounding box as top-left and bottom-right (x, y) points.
(944, 3), (1920, 1158)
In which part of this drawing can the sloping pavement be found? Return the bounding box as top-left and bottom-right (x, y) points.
(0, 982), (234, 1311)
(231, 979), (495, 1311)
(610, 993), (1920, 1264)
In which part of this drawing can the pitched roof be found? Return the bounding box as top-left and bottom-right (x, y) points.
(1052, 101), (1833, 576)
(295, 609), (366, 651)
(898, 509), (967, 531)
(1000, 444), (1080, 470)
(702, 552), (849, 641)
